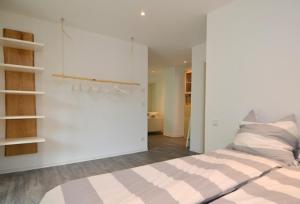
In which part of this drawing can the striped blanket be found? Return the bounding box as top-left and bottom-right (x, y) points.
(212, 167), (300, 204)
(40, 149), (281, 204)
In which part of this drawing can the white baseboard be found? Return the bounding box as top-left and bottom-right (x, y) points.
(0, 147), (148, 174)
(163, 134), (184, 138)
(189, 146), (203, 153)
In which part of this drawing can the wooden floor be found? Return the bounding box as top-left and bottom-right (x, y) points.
(0, 135), (195, 204)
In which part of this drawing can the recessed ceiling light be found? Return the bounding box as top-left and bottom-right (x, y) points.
(140, 10), (146, 16)
(184, 61), (187, 64)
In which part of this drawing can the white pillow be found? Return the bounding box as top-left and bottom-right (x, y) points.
(231, 111), (299, 165)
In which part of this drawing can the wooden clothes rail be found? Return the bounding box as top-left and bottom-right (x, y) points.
(52, 74), (140, 86)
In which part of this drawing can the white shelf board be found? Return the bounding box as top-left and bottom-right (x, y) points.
(0, 37), (44, 51)
(0, 63), (44, 72)
(0, 115), (45, 120)
(0, 137), (45, 146)
(0, 90), (45, 95)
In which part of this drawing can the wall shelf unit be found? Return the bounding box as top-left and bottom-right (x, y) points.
(0, 137), (45, 146)
(184, 70), (192, 140)
(0, 116), (45, 120)
(0, 90), (45, 95)
(0, 28), (45, 156)
(185, 71), (192, 94)
(0, 63), (44, 72)
(0, 37), (44, 51)
(185, 70), (192, 105)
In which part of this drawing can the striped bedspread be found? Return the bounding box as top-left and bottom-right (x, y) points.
(40, 149), (281, 204)
(212, 167), (300, 204)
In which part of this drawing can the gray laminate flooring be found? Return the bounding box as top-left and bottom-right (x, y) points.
(0, 135), (196, 204)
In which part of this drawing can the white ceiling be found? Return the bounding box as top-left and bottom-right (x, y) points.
(0, 0), (233, 70)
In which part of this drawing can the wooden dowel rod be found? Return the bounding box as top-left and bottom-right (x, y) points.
(52, 73), (140, 86)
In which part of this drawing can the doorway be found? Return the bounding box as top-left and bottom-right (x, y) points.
(147, 67), (190, 150)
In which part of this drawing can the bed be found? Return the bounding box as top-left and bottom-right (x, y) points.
(212, 166), (300, 204)
(40, 111), (300, 204)
(211, 111), (300, 204)
(40, 149), (281, 204)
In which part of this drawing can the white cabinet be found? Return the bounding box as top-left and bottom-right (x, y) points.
(148, 112), (163, 133)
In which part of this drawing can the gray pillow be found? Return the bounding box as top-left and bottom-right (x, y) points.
(230, 111), (299, 165)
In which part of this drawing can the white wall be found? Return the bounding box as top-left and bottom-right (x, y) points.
(148, 67), (185, 137)
(148, 72), (165, 114)
(0, 11), (148, 173)
(190, 43), (206, 153)
(205, 0), (300, 151)
(163, 67), (185, 137)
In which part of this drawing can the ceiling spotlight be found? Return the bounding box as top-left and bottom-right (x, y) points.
(140, 10), (146, 16)
(184, 61), (188, 64)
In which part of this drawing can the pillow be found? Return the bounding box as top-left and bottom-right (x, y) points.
(243, 110), (257, 122)
(230, 111), (299, 165)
